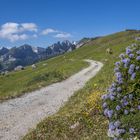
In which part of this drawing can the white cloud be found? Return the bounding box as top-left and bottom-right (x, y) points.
(0, 22), (38, 42)
(7, 34), (29, 42)
(19, 34), (29, 40)
(41, 28), (58, 35)
(0, 22), (73, 42)
(54, 33), (72, 38)
(0, 22), (19, 36)
(21, 23), (38, 32)
(41, 28), (72, 39)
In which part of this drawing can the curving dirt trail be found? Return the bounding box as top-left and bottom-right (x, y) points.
(0, 60), (103, 140)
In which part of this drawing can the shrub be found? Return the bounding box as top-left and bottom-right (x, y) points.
(27, 70), (65, 85)
(102, 43), (140, 139)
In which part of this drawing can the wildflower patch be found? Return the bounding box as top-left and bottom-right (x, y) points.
(102, 43), (140, 139)
(86, 90), (102, 114)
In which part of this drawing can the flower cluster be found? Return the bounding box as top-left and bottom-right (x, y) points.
(82, 90), (102, 119)
(102, 43), (140, 139)
(86, 90), (102, 114)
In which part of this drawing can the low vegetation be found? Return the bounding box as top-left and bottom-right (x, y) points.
(23, 30), (140, 139)
(102, 44), (140, 139)
(0, 58), (88, 101)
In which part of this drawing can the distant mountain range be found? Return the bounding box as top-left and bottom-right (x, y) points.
(0, 38), (92, 71)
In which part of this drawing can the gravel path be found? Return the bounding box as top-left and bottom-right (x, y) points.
(0, 60), (103, 140)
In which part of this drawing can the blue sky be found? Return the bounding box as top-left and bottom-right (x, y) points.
(0, 0), (140, 48)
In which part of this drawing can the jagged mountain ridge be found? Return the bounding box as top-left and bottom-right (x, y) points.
(46, 40), (76, 57)
(0, 39), (89, 71)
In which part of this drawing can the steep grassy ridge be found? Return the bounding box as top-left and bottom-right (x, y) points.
(23, 30), (140, 139)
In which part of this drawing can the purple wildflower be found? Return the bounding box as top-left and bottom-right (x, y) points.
(131, 73), (136, 80)
(114, 67), (120, 72)
(102, 102), (107, 108)
(109, 122), (116, 130)
(109, 87), (116, 92)
(126, 48), (132, 55)
(103, 44), (140, 139)
(117, 78), (123, 85)
(123, 100), (129, 106)
(115, 62), (120, 67)
(121, 59), (126, 64)
(136, 50), (140, 54)
(128, 64), (135, 75)
(121, 58), (130, 67)
(107, 110), (114, 118)
(129, 128), (135, 134)
(110, 95), (115, 101)
(115, 72), (122, 79)
(128, 94), (133, 100)
(123, 96), (127, 99)
(115, 129), (125, 136)
(136, 66), (140, 70)
(116, 105), (121, 111)
(136, 56), (140, 61)
(128, 68), (134, 75)
(112, 82), (117, 87)
(130, 64), (135, 69)
(114, 120), (121, 128)
(104, 108), (108, 116)
(112, 92), (117, 96)
(119, 53), (125, 59)
(117, 87), (122, 92)
(101, 94), (109, 100)
(129, 53), (134, 58)
(124, 109), (129, 115)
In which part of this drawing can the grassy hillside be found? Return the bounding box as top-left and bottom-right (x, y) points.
(0, 55), (88, 101)
(23, 30), (140, 140)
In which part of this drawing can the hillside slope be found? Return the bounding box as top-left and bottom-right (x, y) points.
(0, 55), (88, 101)
(23, 30), (140, 139)
(0, 60), (103, 140)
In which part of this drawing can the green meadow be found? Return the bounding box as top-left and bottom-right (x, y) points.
(0, 56), (88, 101)
(22, 30), (140, 139)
